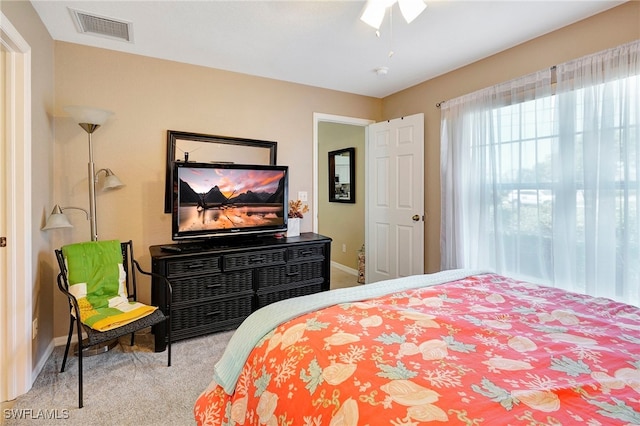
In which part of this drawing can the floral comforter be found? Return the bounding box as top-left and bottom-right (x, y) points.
(194, 273), (640, 425)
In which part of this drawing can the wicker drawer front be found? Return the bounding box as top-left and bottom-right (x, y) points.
(172, 296), (253, 331)
(257, 261), (324, 290)
(257, 282), (323, 309)
(171, 270), (253, 305)
(287, 244), (324, 262)
(223, 249), (286, 271)
(166, 256), (221, 277)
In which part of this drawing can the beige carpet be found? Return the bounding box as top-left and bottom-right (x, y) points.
(4, 330), (234, 425)
(4, 267), (359, 425)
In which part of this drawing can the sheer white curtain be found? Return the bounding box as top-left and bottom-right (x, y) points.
(441, 41), (640, 306)
(440, 70), (553, 272)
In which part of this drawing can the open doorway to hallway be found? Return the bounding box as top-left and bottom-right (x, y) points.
(313, 114), (373, 286)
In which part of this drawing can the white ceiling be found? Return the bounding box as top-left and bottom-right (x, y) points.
(31, 0), (625, 98)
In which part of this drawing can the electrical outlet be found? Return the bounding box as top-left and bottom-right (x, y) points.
(32, 318), (38, 339)
(342, 243), (347, 253)
(298, 191), (308, 202)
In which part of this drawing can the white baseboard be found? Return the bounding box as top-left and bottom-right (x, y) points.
(53, 332), (85, 348)
(331, 261), (358, 276)
(31, 339), (54, 385)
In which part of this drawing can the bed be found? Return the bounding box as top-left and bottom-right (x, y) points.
(194, 270), (640, 425)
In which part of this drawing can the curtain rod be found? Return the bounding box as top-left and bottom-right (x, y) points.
(435, 39), (638, 108)
(435, 65), (558, 108)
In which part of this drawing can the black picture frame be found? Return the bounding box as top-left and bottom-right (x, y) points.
(164, 130), (277, 213)
(328, 147), (355, 203)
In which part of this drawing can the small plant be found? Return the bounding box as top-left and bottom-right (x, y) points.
(288, 199), (309, 218)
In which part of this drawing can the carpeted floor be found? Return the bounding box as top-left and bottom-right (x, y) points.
(3, 330), (234, 425)
(3, 267), (359, 425)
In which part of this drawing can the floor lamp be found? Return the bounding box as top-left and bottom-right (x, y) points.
(43, 106), (124, 240)
(42, 106), (125, 356)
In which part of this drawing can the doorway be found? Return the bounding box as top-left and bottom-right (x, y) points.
(313, 113), (425, 285)
(313, 114), (373, 278)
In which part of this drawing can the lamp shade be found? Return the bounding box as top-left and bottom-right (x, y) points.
(101, 169), (125, 190)
(64, 106), (113, 126)
(42, 205), (73, 230)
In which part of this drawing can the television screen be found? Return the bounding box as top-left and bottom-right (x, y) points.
(172, 162), (288, 241)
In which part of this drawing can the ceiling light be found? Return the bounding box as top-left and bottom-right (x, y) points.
(360, 0), (426, 30)
(375, 66), (389, 76)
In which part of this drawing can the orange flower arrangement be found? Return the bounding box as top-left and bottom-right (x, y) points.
(288, 199), (309, 218)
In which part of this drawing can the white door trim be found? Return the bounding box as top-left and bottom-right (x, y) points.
(312, 113), (374, 234)
(1, 12), (33, 402)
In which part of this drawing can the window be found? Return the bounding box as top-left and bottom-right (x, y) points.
(441, 41), (639, 306)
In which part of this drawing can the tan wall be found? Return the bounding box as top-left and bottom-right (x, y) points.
(382, 1), (640, 273)
(317, 122), (365, 269)
(1, 0), (56, 372)
(52, 42), (382, 338)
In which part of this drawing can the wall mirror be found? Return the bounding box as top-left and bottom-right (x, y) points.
(165, 130), (277, 212)
(328, 147), (355, 203)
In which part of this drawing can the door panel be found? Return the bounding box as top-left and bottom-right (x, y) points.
(397, 225), (414, 277)
(397, 154), (414, 208)
(374, 223), (390, 275)
(366, 114), (424, 283)
(375, 157), (390, 207)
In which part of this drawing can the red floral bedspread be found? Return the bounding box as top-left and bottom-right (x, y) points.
(194, 273), (640, 425)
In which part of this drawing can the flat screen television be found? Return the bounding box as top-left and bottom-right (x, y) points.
(172, 162), (288, 241)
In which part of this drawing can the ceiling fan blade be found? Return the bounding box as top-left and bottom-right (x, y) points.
(360, 0), (389, 30)
(398, 0), (427, 24)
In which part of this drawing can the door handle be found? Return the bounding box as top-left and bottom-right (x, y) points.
(412, 214), (421, 222)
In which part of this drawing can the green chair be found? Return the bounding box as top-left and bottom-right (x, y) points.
(54, 239), (172, 408)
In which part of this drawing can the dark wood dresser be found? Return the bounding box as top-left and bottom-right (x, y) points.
(149, 233), (331, 351)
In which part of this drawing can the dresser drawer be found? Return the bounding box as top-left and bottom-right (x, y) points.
(256, 260), (324, 290)
(171, 270), (253, 305)
(172, 296), (253, 332)
(223, 249), (286, 271)
(287, 244), (325, 262)
(256, 282), (324, 309)
(165, 256), (221, 278)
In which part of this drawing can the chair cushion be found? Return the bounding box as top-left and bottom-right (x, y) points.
(62, 240), (157, 331)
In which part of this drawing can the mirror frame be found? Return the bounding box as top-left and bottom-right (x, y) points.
(328, 147), (355, 203)
(164, 130), (277, 212)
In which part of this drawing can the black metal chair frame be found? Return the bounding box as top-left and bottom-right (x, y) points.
(54, 240), (172, 408)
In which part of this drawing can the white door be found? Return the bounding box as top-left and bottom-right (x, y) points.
(1, 13), (33, 402)
(366, 113), (424, 283)
(1, 48), (6, 317)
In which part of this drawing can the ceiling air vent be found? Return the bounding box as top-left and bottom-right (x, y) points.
(70, 8), (133, 43)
